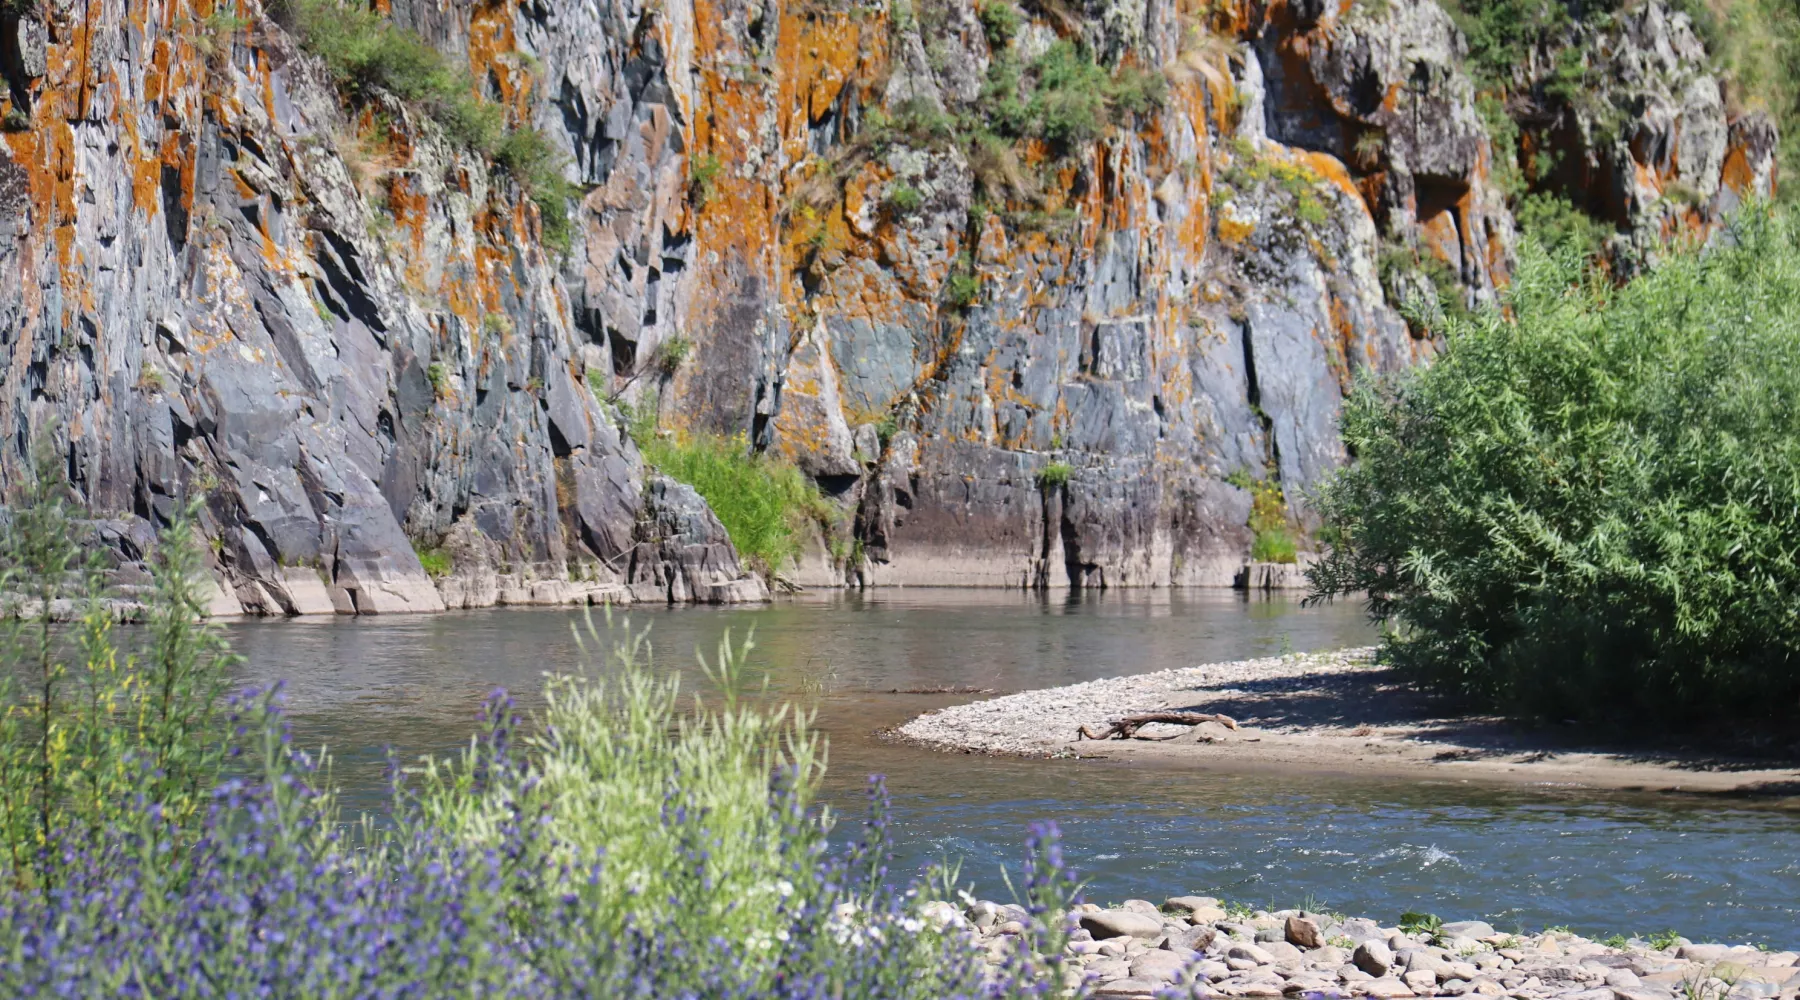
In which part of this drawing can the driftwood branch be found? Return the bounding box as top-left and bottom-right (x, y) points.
(1077, 712), (1240, 741)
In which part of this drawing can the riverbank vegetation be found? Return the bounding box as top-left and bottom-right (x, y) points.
(0, 456), (1079, 995)
(1309, 208), (1800, 724)
(638, 431), (837, 576)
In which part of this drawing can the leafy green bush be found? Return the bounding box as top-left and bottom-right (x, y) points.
(413, 543), (452, 577)
(1400, 911), (1443, 937)
(1711, 0), (1800, 200)
(1514, 191), (1612, 259)
(886, 182), (925, 216)
(944, 253), (982, 308)
(977, 0), (1022, 47)
(688, 151), (725, 206)
(1028, 42), (1110, 149)
(1310, 211), (1800, 722)
(641, 433), (835, 575)
(409, 617), (827, 946)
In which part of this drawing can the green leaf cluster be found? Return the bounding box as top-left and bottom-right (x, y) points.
(1310, 208), (1800, 723)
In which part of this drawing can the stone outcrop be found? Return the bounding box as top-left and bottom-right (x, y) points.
(0, 0), (762, 612)
(0, 0), (1777, 608)
(1499, 0), (1780, 264)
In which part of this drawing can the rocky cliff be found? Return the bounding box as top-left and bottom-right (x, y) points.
(0, 0), (1774, 610)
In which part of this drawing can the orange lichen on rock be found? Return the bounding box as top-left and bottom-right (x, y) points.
(469, 0), (529, 118)
(1721, 144), (1758, 195)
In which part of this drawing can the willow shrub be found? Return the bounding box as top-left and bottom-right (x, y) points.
(1309, 209), (1800, 722)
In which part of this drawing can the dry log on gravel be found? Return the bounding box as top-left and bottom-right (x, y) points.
(1077, 712), (1240, 741)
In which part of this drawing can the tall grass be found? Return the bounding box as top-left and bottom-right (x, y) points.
(641, 432), (835, 575)
(1309, 208), (1800, 723)
(0, 435), (234, 887)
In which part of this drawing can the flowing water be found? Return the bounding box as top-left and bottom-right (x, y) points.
(221, 591), (1800, 947)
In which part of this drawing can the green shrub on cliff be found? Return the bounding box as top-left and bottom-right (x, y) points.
(285, 0), (501, 151)
(1309, 209), (1800, 723)
(283, 0), (578, 248)
(641, 433), (834, 576)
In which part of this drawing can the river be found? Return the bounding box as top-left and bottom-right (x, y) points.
(221, 590), (1800, 947)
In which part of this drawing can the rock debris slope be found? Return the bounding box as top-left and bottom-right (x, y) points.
(0, 0), (1774, 610)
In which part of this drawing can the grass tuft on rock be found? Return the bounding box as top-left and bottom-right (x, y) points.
(640, 433), (834, 576)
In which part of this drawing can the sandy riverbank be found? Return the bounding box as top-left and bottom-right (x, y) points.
(896, 648), (1800, 802)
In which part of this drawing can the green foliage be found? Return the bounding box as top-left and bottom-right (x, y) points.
(1475, 94), (1523, 200)
(944, 253), (982, 308)
(1400, 911), (1444, 937)
(688, 152), (725, 206)
(409, 615), (827, 947)
(884, 97), (959, 147)
(977, 0), (1022, 48)
(1378, 240), (1469, 329)
(1022, 42), (1109, 149)
(1248, 479), (1298, 564)
(0, 436), (234, 887)
(1514, 191), (1612, 260)
(886, 182), (925, 216)
(1219, 141), (1332, 230)
(648, 335), (694, 379)
(641, 434), (836, 575)
(1310, 210), (1800, 723)
(1105, 64), (1168, 118)
(1036, 462), (1073, 489)
(1711, 0), (1800, 201)
(1233, 474), (1298, 564)
(425, 361), (449, 398)
(978, 42), (1164, 156)
(1433, 0), (1573, 93)
(495, 127), (578, 254)
(413, 544), (452, 578)
(1649, 929), (1684, 950)
(287, 0), (502, 152)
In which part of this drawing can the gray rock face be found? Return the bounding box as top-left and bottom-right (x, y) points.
(0, 0), (1770, 607)
(0, 0), (761, 613)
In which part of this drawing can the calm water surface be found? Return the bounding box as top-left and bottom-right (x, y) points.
(221, 591), (1800, 947)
